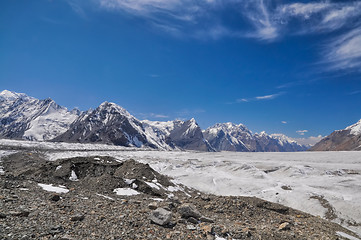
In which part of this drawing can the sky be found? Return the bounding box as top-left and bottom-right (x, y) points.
(1, 0), (361, 144)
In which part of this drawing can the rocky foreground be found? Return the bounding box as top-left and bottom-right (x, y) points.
(0, 151), (359, 240)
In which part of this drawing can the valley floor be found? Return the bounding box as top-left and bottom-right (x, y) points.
(1, 139), (361, 238)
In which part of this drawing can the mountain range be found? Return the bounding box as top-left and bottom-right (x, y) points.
(1, 90), (311, 152)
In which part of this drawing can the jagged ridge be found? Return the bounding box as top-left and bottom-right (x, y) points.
(0, 90), (308, 152)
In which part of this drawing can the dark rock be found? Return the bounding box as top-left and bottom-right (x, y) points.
(187, 216), (199, 224)
(50, 225), (64, 234)
(178, 203), (201, 219)
(59, 234), (74, 240)
(200, 216), (214, 223)
(256, 201), (289, 214)
(9, 210), (30, 217)
(0, 212), (6, 218)
(281, 185), (292, 190)
(149, 208), (172, 226)
(50, 194), (61, 201)
(201, 195), (211, 201)
(70, 214), (85, 221)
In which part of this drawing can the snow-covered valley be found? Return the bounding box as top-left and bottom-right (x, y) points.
(1, 139), (361, 237)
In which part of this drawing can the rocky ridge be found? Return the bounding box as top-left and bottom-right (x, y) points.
(0, 151), (358, 240)
(311, 119), (361, 151)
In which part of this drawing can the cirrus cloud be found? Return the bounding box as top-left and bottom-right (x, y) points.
(69, 0), (361, 72)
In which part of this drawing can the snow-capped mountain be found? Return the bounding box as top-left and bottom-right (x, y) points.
(53, 102), (161, 148)
(311, 119), (361, 151)
(203, 123), (253, 152)
(54, 102), (213, 151)
(0, 90), (79, 141)
(255, 132), (308, 152)
(270, 134), (309, 151)
(203, 123), (308, 152)
(0, 90), (308, 152)
(143, 118), (214, 152)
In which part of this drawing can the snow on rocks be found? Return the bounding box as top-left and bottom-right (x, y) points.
(346, 119), (361, 135)
(113, 188), (140, 196)
(69, 170), (78, 181)
(38, 183), (69, 193)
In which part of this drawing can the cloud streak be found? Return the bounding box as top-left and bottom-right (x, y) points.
(75, 0), (361, 72)
(292, 135), (323, 146)
(234, 92), (284, 103)
(296, 130), (308, 136)
(86, 1), (361, 40)
(324, 28), (361, 72)
(138, 112), (169, 119)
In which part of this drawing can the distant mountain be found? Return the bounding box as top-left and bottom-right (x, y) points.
(0, 90), (79, 141)
(269, 133), (309, 152)
(53, 102), (160, 148)
(203, 123), (254, 152)
(0, 90), (308, 152)
(310, 119), (361, 151)
(203, 123), (308, 152)
(54, 102), (213, 151)
(143, 119), (214, 152)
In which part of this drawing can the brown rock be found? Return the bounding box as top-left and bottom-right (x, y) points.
(148, 202), (158, 210)
(279, 222), (291, 231)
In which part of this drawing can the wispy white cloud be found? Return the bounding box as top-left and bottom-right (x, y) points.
(66, 0), (88, 19)
(349, 90), (361, 95)
(281, 121), (287, 124)
(292, 135), (323, 146)
(296, 130), (308, 136)
(96, 0), (219, 39)
(176, 108), (206, 117)
(242, 0), (278, 41)
(138, 112), (169, 119)
(234, 92), (284, 104)
(72, 0), (361, 71)
(147, 74), (160, 78)
(255, 93), (280, 100)
(323, 28), (361, 72)
(275, 2), (361, 34)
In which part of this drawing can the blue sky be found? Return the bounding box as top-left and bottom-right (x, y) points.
(1, 0), (361, 143)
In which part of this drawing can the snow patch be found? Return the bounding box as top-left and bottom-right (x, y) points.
(96, 193), (115, 200)
(124, 178), (135, 185)
(336, 232), (360, 240)
(38, 183), (69, 193)
(145, 181), (160, 190)
(69, 170), (79, 181)
(113, 188), (140, 196)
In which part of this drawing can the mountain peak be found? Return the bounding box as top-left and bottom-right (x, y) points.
(256, 131), (268, 137)
(0, 90), (33, 102)
(270, 133), (297, 144)
(98, 101), (131, 117)
(345, 119), (361, 135)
